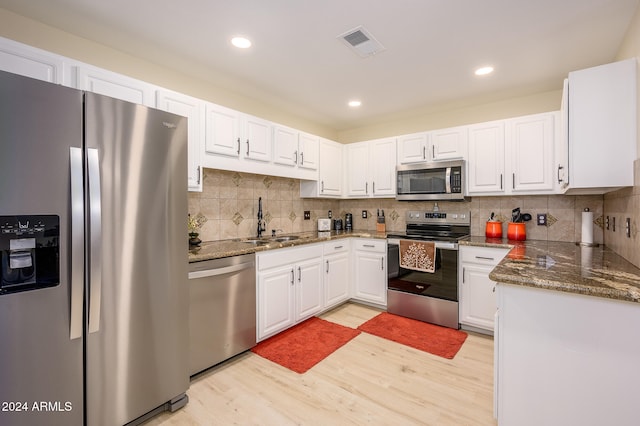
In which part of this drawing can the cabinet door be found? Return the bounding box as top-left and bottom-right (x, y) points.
(353, 251), (387, 305)
(508, 113), (554, 192)
(0, 38), (64, 84)
(295, 258), (324, 321)
(467, 121), (505, 193)
(346, 142), (370, 197)
(460, 263), (497, 331)
(318, 139), (342, 196)
(244, 114), (272, 162)
(370, 138), (397, 196)
(397, 132), (428, 164)
(205, 103), (241, 157)
(298, 132), (319, 171)
(431, 126), (468, 161)
(257, 265), (295, 340)
(156, 90), (203, 191)
(76, 66), (154, 106)
(324, 253), (350, 308)
(273, 125), (298, 167)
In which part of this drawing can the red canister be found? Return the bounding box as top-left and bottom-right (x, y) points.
(485, 221), (503, 238)
(507, 222), (526, 241)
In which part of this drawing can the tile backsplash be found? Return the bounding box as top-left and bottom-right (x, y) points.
(189, 168), (605, 246)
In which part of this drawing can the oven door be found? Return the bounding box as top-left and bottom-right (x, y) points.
(386, 238), (458, 302)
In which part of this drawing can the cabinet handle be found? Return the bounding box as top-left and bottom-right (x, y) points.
(197, 166), (201, 185)
(372, 181), (375, 194)
(291, 269), (294, 285)
(475, 256), (495, 261)
(321, 180), (324, 193)
(423, 146), (426, 160)
(363, 244), (375, 248)
(237, 138), (240, 155)
(294, 150), (298, 164)
(334, 245), (343, 249)
(557, 165), (564, 183)
(381, 257), (384, 270)
(326, 260), (329, 273)
(500, 174), (503, 190)
(246, 139), (250, 156)
(493, 285), (496, 293)
(432, 145), (435, 159)
(512, 173), (515, 189)
(462, 267), (465, 283)
(298, 266), (301, 282)
(366, 182), (368, 194)
(301, 152), (304, 165)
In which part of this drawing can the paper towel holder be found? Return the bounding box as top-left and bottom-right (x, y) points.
(576, 208), (599, 247)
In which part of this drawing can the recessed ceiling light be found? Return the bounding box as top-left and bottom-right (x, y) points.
(475, 66), (494, 76)
(348, 100), (362, 107)
(231, 37), (252, 49)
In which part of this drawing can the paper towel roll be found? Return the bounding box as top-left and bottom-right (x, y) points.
(581, 210), (593, 245)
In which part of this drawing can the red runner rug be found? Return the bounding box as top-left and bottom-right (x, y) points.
(357, 312), (468, 359)
(251, 317), (361, 374)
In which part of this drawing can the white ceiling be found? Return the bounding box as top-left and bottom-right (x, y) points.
(0, 0), (638, 131)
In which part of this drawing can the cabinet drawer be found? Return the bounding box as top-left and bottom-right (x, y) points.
(323, 239), (350, 255)
(354, 239), (386, 252)
(460, 246), (509, 266)
(257, 243), (323, 271)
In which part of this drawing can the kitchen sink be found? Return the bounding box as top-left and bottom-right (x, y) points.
(273, 236), (300, 242)
(241, 239), (271, 246)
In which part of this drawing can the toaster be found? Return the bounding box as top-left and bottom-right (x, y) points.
(317, 218), (331, 231)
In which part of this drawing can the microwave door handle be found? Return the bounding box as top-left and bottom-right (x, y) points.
(445, 167), (452, 193)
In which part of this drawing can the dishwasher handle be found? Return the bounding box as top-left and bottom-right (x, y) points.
(189, 261), (254, 279)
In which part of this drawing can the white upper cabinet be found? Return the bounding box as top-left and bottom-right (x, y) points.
(563, 58), (637, 193)
(243, 114), (272, 163)
(297, 132), (319, 171)
(507, 112), (556, 193)
(204, 103), (241, 158)
(273, 126), (319, 179)
(75, 65), (155, 107)
(273, 124), (299, 166)
(431, 126), (468, 161)
(397, 128), (466, 165)
(467, 121), (505, 194)
(156, 90), (204, 192)
(0, 38), (65, 84)
(300, 138), (343, 198)
(346, 138), (396, 198)
(397, 132), (429, 164)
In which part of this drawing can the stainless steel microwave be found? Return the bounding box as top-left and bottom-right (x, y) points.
(396, 160), (466, 201)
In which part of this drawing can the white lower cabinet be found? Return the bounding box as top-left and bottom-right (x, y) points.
(323, 240), (350, 309)
(459, 245), (509, 333)
(257, 244), (323, 341)
(353, 239), (387, 306)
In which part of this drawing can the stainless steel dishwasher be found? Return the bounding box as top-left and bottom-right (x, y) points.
(188, 253), (256, 376)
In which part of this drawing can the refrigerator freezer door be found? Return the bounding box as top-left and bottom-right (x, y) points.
(0, 71), (84, 425)
(84, 93), (189, 425)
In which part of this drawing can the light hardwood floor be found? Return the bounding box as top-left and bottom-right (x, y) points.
(146, 303), (497, 425)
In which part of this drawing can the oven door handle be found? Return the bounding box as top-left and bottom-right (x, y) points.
(387, 238), (458, 251)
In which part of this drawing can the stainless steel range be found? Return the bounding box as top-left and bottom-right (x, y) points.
(387, 211), (470, 329)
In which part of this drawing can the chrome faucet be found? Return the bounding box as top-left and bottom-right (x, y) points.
(257, 197), (265, 238)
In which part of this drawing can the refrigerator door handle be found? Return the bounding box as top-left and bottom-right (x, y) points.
(69, 147), (84, 340)
(87, 148), (102, 334)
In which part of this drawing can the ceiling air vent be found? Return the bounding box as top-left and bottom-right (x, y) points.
(338, 26), (386, 58)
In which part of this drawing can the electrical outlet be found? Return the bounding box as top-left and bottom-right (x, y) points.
(362, 210), (367, 219)
(328, 210), (332, 218)
(536, 213), (547, 226)
(304, 211), (310, 220)
(626, 218), (631, 238)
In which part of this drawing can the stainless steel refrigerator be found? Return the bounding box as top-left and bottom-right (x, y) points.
(0, 70), (189, 425)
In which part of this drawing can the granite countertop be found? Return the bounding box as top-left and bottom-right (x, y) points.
(461, 237), (640, 303)
(188, 229), (386, 263)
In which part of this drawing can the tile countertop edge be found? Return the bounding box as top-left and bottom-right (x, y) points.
(188, 230), (387, 263)
(460, 237), (640, 304)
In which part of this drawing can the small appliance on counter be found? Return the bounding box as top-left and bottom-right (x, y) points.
(333, 219), (343, 231)
(345, 213), (353, 231)
(317, 218), (331, 231)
